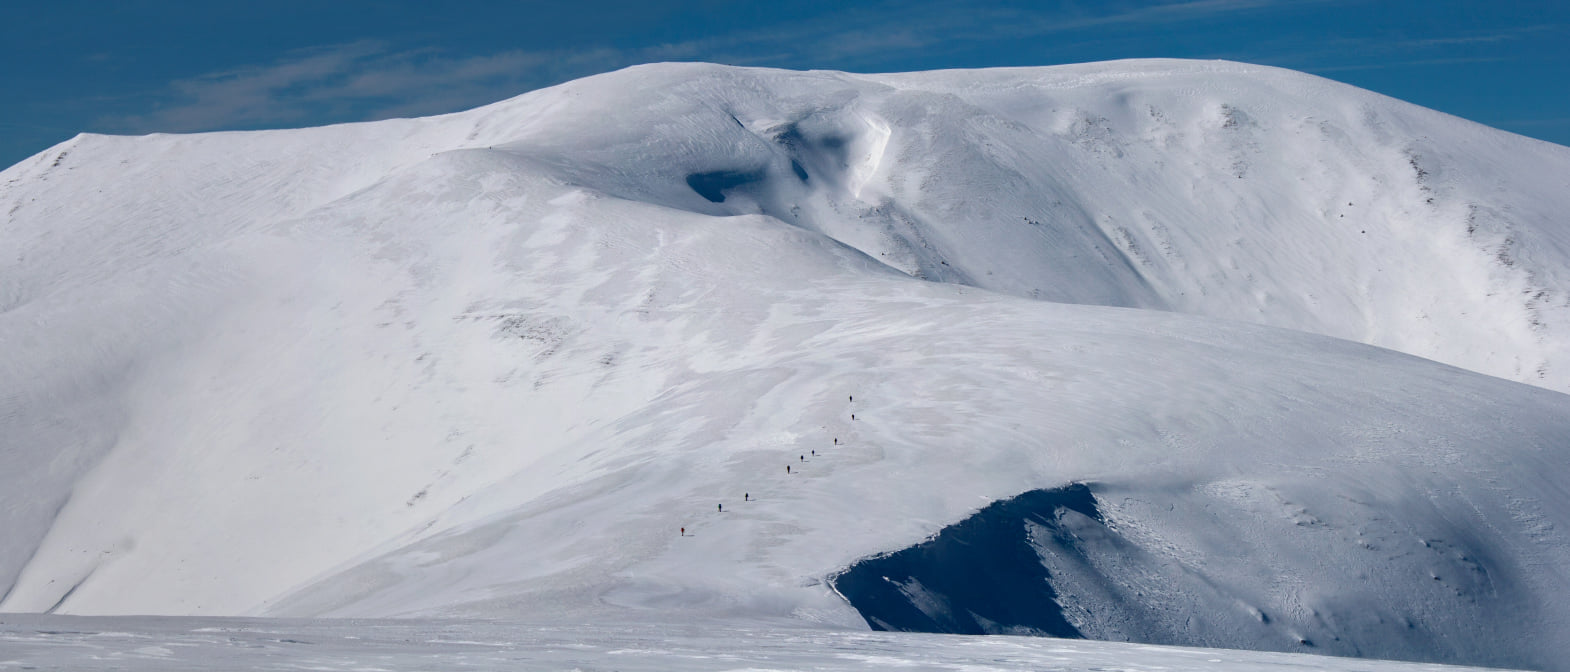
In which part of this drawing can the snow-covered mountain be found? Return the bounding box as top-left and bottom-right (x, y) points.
(1, 59), (1567, 670)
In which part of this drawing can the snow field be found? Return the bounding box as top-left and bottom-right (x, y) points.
(1, 59), (1568, 669)
(0, 615), (1528, 671)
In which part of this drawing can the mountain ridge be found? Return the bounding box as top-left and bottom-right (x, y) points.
(2, 59), (1569, 670)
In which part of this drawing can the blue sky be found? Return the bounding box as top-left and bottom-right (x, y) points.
(2, 0), (1567, 168)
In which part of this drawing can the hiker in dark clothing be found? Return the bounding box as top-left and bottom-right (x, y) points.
(718, 503), (723, 513)
(786, 465), (791, 474)
(681, 527), (685, 536)
(744, 493), (749, 501)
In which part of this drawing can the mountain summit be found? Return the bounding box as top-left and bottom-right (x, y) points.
(2, 60), (1568, 670)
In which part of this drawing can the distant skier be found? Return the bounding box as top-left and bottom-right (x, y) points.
(718, 503), (723, 513)
(850, 395), (853, 402)
(811, 449), (816, 456)
(851, 414), (855, 420)
(800, 455), (805, 461)
(834, 437), (838, 445)
(744, 492), (750, 501)
(680, 527), (685, 536)
(786, 465), (791, 474)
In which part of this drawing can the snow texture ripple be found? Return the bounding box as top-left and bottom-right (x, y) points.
(1, 59), (1568, 670)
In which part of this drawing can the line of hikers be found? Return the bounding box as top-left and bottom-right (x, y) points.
(680, 394), (858, 537)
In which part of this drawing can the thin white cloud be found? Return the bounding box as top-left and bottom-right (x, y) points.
(1003, 0), (1301, 33)
(1393, 25), (1556, 49)
(1498, 117), (1570, 127)
(99, 0), (1457, 135)
(109, 41), (389, 131)
(670, 0), (1314, 65)
(1305, 56), (1513, 73)
(1245, 24), (1549, 75)
(103, 41), (620, 133)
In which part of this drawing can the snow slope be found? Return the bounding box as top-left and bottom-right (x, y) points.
(1, 60), (1568, 669)
(0, 615), (1532, 672)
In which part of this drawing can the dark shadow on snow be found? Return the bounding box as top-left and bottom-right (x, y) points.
(686, 169), (764, 203)
(830, 483), (1099, 637)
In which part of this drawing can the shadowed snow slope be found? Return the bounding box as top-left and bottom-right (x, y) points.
(1, 60), (1568, 670)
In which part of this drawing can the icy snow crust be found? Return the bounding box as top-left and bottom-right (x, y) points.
(1, 60), (1568, 668)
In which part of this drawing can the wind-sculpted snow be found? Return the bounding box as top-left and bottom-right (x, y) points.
(1, 60), (1569, 669)
(835, 482), (1553, 670)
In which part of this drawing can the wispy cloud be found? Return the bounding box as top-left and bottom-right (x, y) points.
(97, 14), (941, 133)
(1238, 24), (1555, 75)
(1306, 56), (1513, 73)
(702, 0), (1324, 65)
(998, 0), (1307, 33)
(97, 0), (1483, 135)
(101, 41), (628, 133)
(1494, 117), (1570, 128)
(1392, 24), (1557, 49)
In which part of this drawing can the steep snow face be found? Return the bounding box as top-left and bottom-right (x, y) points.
(1, 60), (1569, 669)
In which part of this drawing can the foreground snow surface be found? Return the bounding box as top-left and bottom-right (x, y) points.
(2, 59), (1569, 669)
(0, 616), (1528, 672)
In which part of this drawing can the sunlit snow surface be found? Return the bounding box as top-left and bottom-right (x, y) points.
(0, 616), (1524, 671)
(3, 59), (1570, 670)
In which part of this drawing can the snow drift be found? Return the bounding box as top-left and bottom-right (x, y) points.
(1, 59), (1568, 670)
